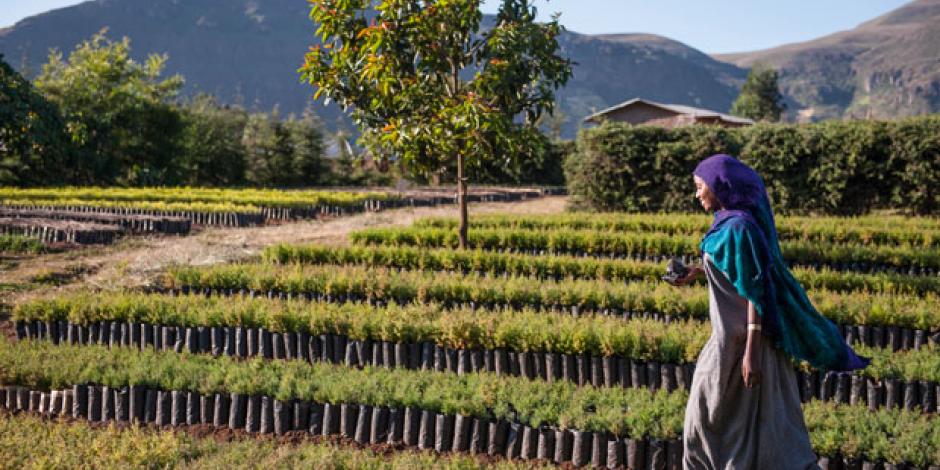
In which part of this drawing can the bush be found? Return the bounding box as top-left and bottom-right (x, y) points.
(566, 116), (940, 215)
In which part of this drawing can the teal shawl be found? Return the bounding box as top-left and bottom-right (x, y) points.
(696, 155), (869, 372)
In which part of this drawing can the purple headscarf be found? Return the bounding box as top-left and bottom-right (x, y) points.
(693, 154), (776, 245)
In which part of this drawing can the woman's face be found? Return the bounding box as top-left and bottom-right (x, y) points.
(694, 175), (721, 212)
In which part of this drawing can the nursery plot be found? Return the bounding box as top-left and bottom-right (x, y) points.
(352, 226), (940, 274)
(0, 207), (191, 235)
(1, 338), (938, 469)
(0, 216), (122, 245)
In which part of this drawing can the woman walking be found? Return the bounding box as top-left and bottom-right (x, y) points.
(670, 154), (869, 470)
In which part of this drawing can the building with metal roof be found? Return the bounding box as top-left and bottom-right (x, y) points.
(583, 98), (754, 128)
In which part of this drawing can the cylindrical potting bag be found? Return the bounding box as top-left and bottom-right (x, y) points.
(403, 407), (420, 446)
(435, 413), (455, 453)
(259, 396), (274, 434)
(369, 406), (389, 444)
(571, 430), (592, 467)
(452, 414), (472, 452)
(554, 428), (573, 464)
(274, 399), (291, 434)
(229, 393), (246, 429)
(354, 405), (372, 444)
(418, 409), (436, 450)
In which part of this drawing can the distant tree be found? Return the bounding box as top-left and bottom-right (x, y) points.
(731, 64), (786, 122)
(242, 108), (329, 187)
(178, 94), (249, 186)
(0, 54), (70, 185)
(35, 31), (184, 185)
(301, 0), (572, 248)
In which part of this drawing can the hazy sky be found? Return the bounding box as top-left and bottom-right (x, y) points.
(2, 0), (912, 54)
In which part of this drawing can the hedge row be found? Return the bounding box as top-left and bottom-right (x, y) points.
(0, 412), (534, 469)
(160, 263), (940, 330)
(350, 227), (940, 273)
(415, 214), (940, 247)
(263, 243), (940, 296)
(2, 339), (939, 467)
(564, 117), (940, 215)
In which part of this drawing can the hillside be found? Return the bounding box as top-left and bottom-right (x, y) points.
(0, 0), (746, 138)
(715, 0), (940, 121)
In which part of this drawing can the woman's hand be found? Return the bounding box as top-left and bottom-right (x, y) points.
(743, 300), (762, 388)
(668, 265), (704, 286)
(742, 331), (762, 388)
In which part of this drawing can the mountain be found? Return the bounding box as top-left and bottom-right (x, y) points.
(0, 0), (746, 138)
(715, 0), (940, 121)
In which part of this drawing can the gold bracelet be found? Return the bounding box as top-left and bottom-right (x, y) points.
(747, 324), (762, 332)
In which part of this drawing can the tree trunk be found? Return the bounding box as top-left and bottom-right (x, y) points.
(457, 153), (468, 249)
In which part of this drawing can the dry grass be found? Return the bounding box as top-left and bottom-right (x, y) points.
(0, 196), (567, 303)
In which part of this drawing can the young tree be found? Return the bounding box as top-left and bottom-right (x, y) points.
(301, 0), (571, 247)
(730, 64), (787, 122)
(35, 31), (184, 185)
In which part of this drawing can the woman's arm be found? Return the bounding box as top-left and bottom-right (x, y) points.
(742, 300), (762, 388)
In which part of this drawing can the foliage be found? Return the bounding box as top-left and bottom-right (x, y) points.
(0, 337), (688, 437)
(351, 226), (940, 270)
(35, 31), (185, 185)
(0, 54), (70, 186)
(242, 109), (330, 188)
(0, 401), (550, 469)
(15, 291), (709, 362)
(162, 262), (940, 330)
(729, 64), (786, 122)
(264, 243), (940, 296)
(300, 0), (572, 246)
(0, 234), (44, 254)
(3, 338), (939, 462)
(177, 95), (249, 186)
(565, 115), (940, 215)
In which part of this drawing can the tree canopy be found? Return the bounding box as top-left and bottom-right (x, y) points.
(730, 64), (786, 122)
(300, 0), (571, 246)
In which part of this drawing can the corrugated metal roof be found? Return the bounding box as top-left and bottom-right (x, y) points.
(583, 97), (754, 125)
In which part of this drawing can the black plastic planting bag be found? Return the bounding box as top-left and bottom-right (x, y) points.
(229, 393), (247, 429)
(357, 340), (373, 367)
(200, 394), (214, 424)
(469, 418), (489, 454)
(387, 407), (404, 444)
(885, 378), (901, 409)
(494, 348), (509, 376)
(453, 414), (472, 452)
(537, 426), (555, 461)
(247, 328), (259, 357)
(591, 432), (609, 468)
(571, 430), (592, 466)
(867, 378), (883, 411)
(666, 439), (683, 470)
(394, 343), (409, 369)
(370, 406), (389, 444)
(344, 342), (359, 366)
(184, 327), (197, 353)
(904, 380), (919, 411)
(434, 345), (447, 372)
(332, 335), (346, 364)
(156, 390), (171, 426)
(272, 332), (285, 359)
(626, 437), (647, 470)
(186, 391), (201, 425)
(922, 380), (937, 413)
(341, 403), (359, 438)
(260, 396), (274, 434)
(115, 386), (130, 421)
(171, 390), (186, 426)
(503, 421), (522, 459)
(435, 413), (455, 453)
(144, 389), (157, 423)
(297, 332), (310, 362)
(520, 425), (537, 460)
(850, 375), (865, 406)
(87, 386), (102, 421)
(607, 436), (624, 469)
(631, 360), (647, 388)
(308, 402), (324, 435)
(648, 438), (667, 470)
(101, 386), (116, 420)
(602, 356), (619, 387)
(323, 403), (340, 435)
(293, 401), (310, 432)
(554, 428), (573, 464)
(72, 384), (88, 419)
(211, 393), (228, 427)
(457, 349), (471, 374)
(354, 405), (372, 443)
(233, 327), (247, 357)
(418, 409), (436, 450)
(260, 329), (273, 359)
(245, 395), (261, 432)
(488, 420), (509, 456)
(835, 373), (851, 403)
(403, 406), (420, 446)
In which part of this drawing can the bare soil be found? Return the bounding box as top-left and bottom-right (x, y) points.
(0, 196), (567, 305)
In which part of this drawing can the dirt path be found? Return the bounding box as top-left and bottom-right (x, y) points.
(0, 196), (567, 302)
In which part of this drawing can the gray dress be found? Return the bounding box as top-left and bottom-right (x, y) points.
(683, 254), (820, 470)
